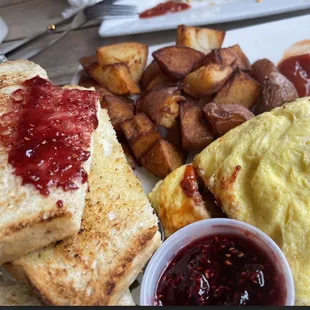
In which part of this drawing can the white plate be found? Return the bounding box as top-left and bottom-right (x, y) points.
(98, 0), (310, 38)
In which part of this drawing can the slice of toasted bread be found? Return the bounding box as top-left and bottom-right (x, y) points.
(0, 268), (135, 306)
(0, 268), (41, 305)
(0, 60), (99, 264)
(10, 109), (161, 305)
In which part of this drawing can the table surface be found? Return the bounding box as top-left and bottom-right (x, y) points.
(1, 0), (310, 85)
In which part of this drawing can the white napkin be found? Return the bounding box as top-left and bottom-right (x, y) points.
(0, 17), (8, 44)
(62, 0), (103, 19)
(62, 0), (158, 19)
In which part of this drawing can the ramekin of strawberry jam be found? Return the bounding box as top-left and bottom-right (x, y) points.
(140, 219), (294, 306)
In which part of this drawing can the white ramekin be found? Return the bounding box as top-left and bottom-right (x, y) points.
(140, 218), (295, 306)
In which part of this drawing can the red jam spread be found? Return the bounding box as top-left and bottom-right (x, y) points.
(139, 1), (191, 19)
(180, 165), (198, 197)
(155, 234), (286, 306)
(278, 53), (310, 97)
(1, 76), (99, 196)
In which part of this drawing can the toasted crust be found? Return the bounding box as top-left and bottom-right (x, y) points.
(0, 267), (135, 306)
(0, 60), (99, 264)
(0, 60), (48, 89)
(12, 110), (161, 305)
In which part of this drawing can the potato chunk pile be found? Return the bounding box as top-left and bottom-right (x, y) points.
(78, 24), (298, 178)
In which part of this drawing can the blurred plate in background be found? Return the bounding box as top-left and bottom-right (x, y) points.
(98, 0), (310, 37)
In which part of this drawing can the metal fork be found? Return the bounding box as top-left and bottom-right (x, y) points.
(84, 4), (138, 19)
(0, 4), (138, 63)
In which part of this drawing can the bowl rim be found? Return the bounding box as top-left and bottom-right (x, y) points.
(140, 218), (295, 306)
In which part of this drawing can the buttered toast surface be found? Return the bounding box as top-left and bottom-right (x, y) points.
(0, 60), (99, 264)
(11, 110), (161, 305)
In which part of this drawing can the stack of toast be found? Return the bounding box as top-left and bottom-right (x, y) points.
(0, 60), (161, 305)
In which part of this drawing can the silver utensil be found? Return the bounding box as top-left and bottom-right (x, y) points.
(0, 4), (138, 63)
(0, 0), (120, 56)
(84, 4), (138, 20)
(0, 17), (74, 56)
(0, 10), (87, 63)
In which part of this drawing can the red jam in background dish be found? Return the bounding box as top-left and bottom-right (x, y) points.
(278, 53), (310, 97)
(139, 1), (191, 19)
(1, 76), (99, 196)
(155, 234), (286, 306)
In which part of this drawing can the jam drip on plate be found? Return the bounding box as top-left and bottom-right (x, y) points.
(155, 234), (285, 306)
(139, 1), (191, 19)
(1, 76), (99, 196)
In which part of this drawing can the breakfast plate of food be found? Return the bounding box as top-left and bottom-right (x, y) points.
(0, 11), (309, 306)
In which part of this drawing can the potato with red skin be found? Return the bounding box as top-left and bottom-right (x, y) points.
(203, 102), (254, 136)
(101, 95), (134, 135)
(183, 64), (234, 98)
(251, 58), (298, 114)
(120, 113), (161, 161)
(141, 139), (185, 178)
(180, 100), (214, 151)
(153, 46), (204, 80)
(198, 45), (251, 72)
(218, 44), (251, 71)
(196, 49), (222, 69)
(136, 86), (185, 129)
(165, 119), (182, 147)
(145, 73), (177, 91)
(141, 60), (163, 89)
(214, 71), (260, 109)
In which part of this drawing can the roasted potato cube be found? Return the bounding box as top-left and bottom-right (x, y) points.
(251, 58), (278, 82)
(89, 63), (140, 95)
(101, 95), (134, 134)
(251, 58), (298, 114)
(136, 86), (184, 128)
(197, 49), (222, 69)
(79, 56), (101, 84)
(95, 86), (113, 100)
(183, 64), (233, 98)
(78, 74), (100, 89)
(214, 71), (260, 109)
(203, 102), (254, 136)
(120, 113), (161, 160)
(121, 142), (136, 169)
(165, 119), (182, 147)
(180, 100), (213, 151)
(79, 55), (97, 71)
(145, 73), (171, 91)
(153, 46), (204, 80)
(177, 25), (225, 54)
(141, 139), (185, 178)
(96, 42), (148, 83)
(141, 60), (163, 89)
(219, 44), (251, 71)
